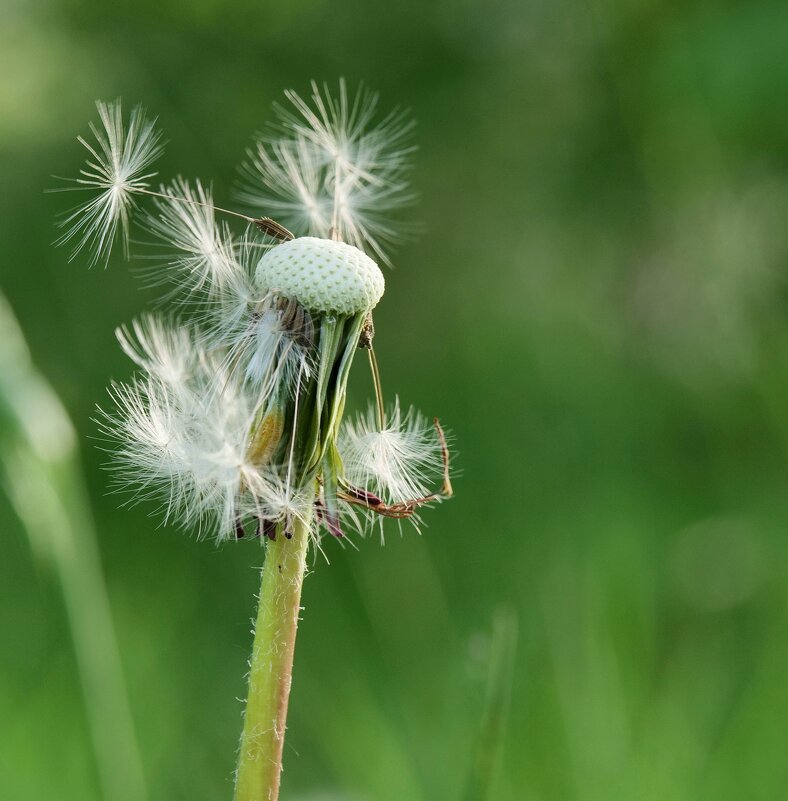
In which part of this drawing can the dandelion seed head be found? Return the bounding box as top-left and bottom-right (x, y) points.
(57, 88), (449, 545)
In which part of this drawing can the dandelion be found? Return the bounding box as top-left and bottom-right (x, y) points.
(54, 83), (452, 801)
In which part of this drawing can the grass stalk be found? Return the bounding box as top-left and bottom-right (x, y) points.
(462, 606), (518, 801)
(0, 291), (147, 801)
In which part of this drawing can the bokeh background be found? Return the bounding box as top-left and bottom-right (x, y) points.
(2, 0), (787, 799)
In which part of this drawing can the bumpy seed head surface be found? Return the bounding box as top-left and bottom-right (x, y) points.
(255, 237), (385, 315)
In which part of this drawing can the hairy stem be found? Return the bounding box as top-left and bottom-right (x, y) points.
(234, 511), (312, 801)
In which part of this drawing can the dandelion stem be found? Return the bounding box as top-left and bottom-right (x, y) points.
(234, 510), (312, 801)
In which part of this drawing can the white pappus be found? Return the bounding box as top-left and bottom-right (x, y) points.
(54, 100), (165, 267)
(340, 398), (449, 506)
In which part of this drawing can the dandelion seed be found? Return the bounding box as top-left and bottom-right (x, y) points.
(254, 472), (315, 533)
(115, 314), (197, 386)
(238, 136), (332, 237)
(101, 331), (268, 540)
(238, 302), (310, 395)
(238, 80), (415, 264)
(55, 100), (164, 266)
(139, 177), (240, 302)
(339, 398), (447, 506)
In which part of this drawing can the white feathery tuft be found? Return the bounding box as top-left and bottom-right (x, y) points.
(239, 304), (302, 392)
(116, 314), (198, 386)
(237, 80), (415, 263)
(339, 398), (446, 506)
(254, 471), (315, 533)
(201, 234), (270, 345)
(103, 315), (317, 540)
(138, 177), (243, 303)
(100, 327), (267, 541)
(239, 137), (332, 237)
(55, 100), (164, 266)
(204, 286), (313, 410)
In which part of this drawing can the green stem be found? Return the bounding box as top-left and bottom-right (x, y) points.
(234, 511), (312, 801)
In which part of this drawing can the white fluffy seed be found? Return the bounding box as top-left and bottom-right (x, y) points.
(255, 237), (384, 315)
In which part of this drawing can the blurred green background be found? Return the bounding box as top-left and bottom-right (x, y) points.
(2, 0), (788, 799)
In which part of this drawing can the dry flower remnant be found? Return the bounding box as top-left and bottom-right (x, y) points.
(53, 81), (452, 801)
